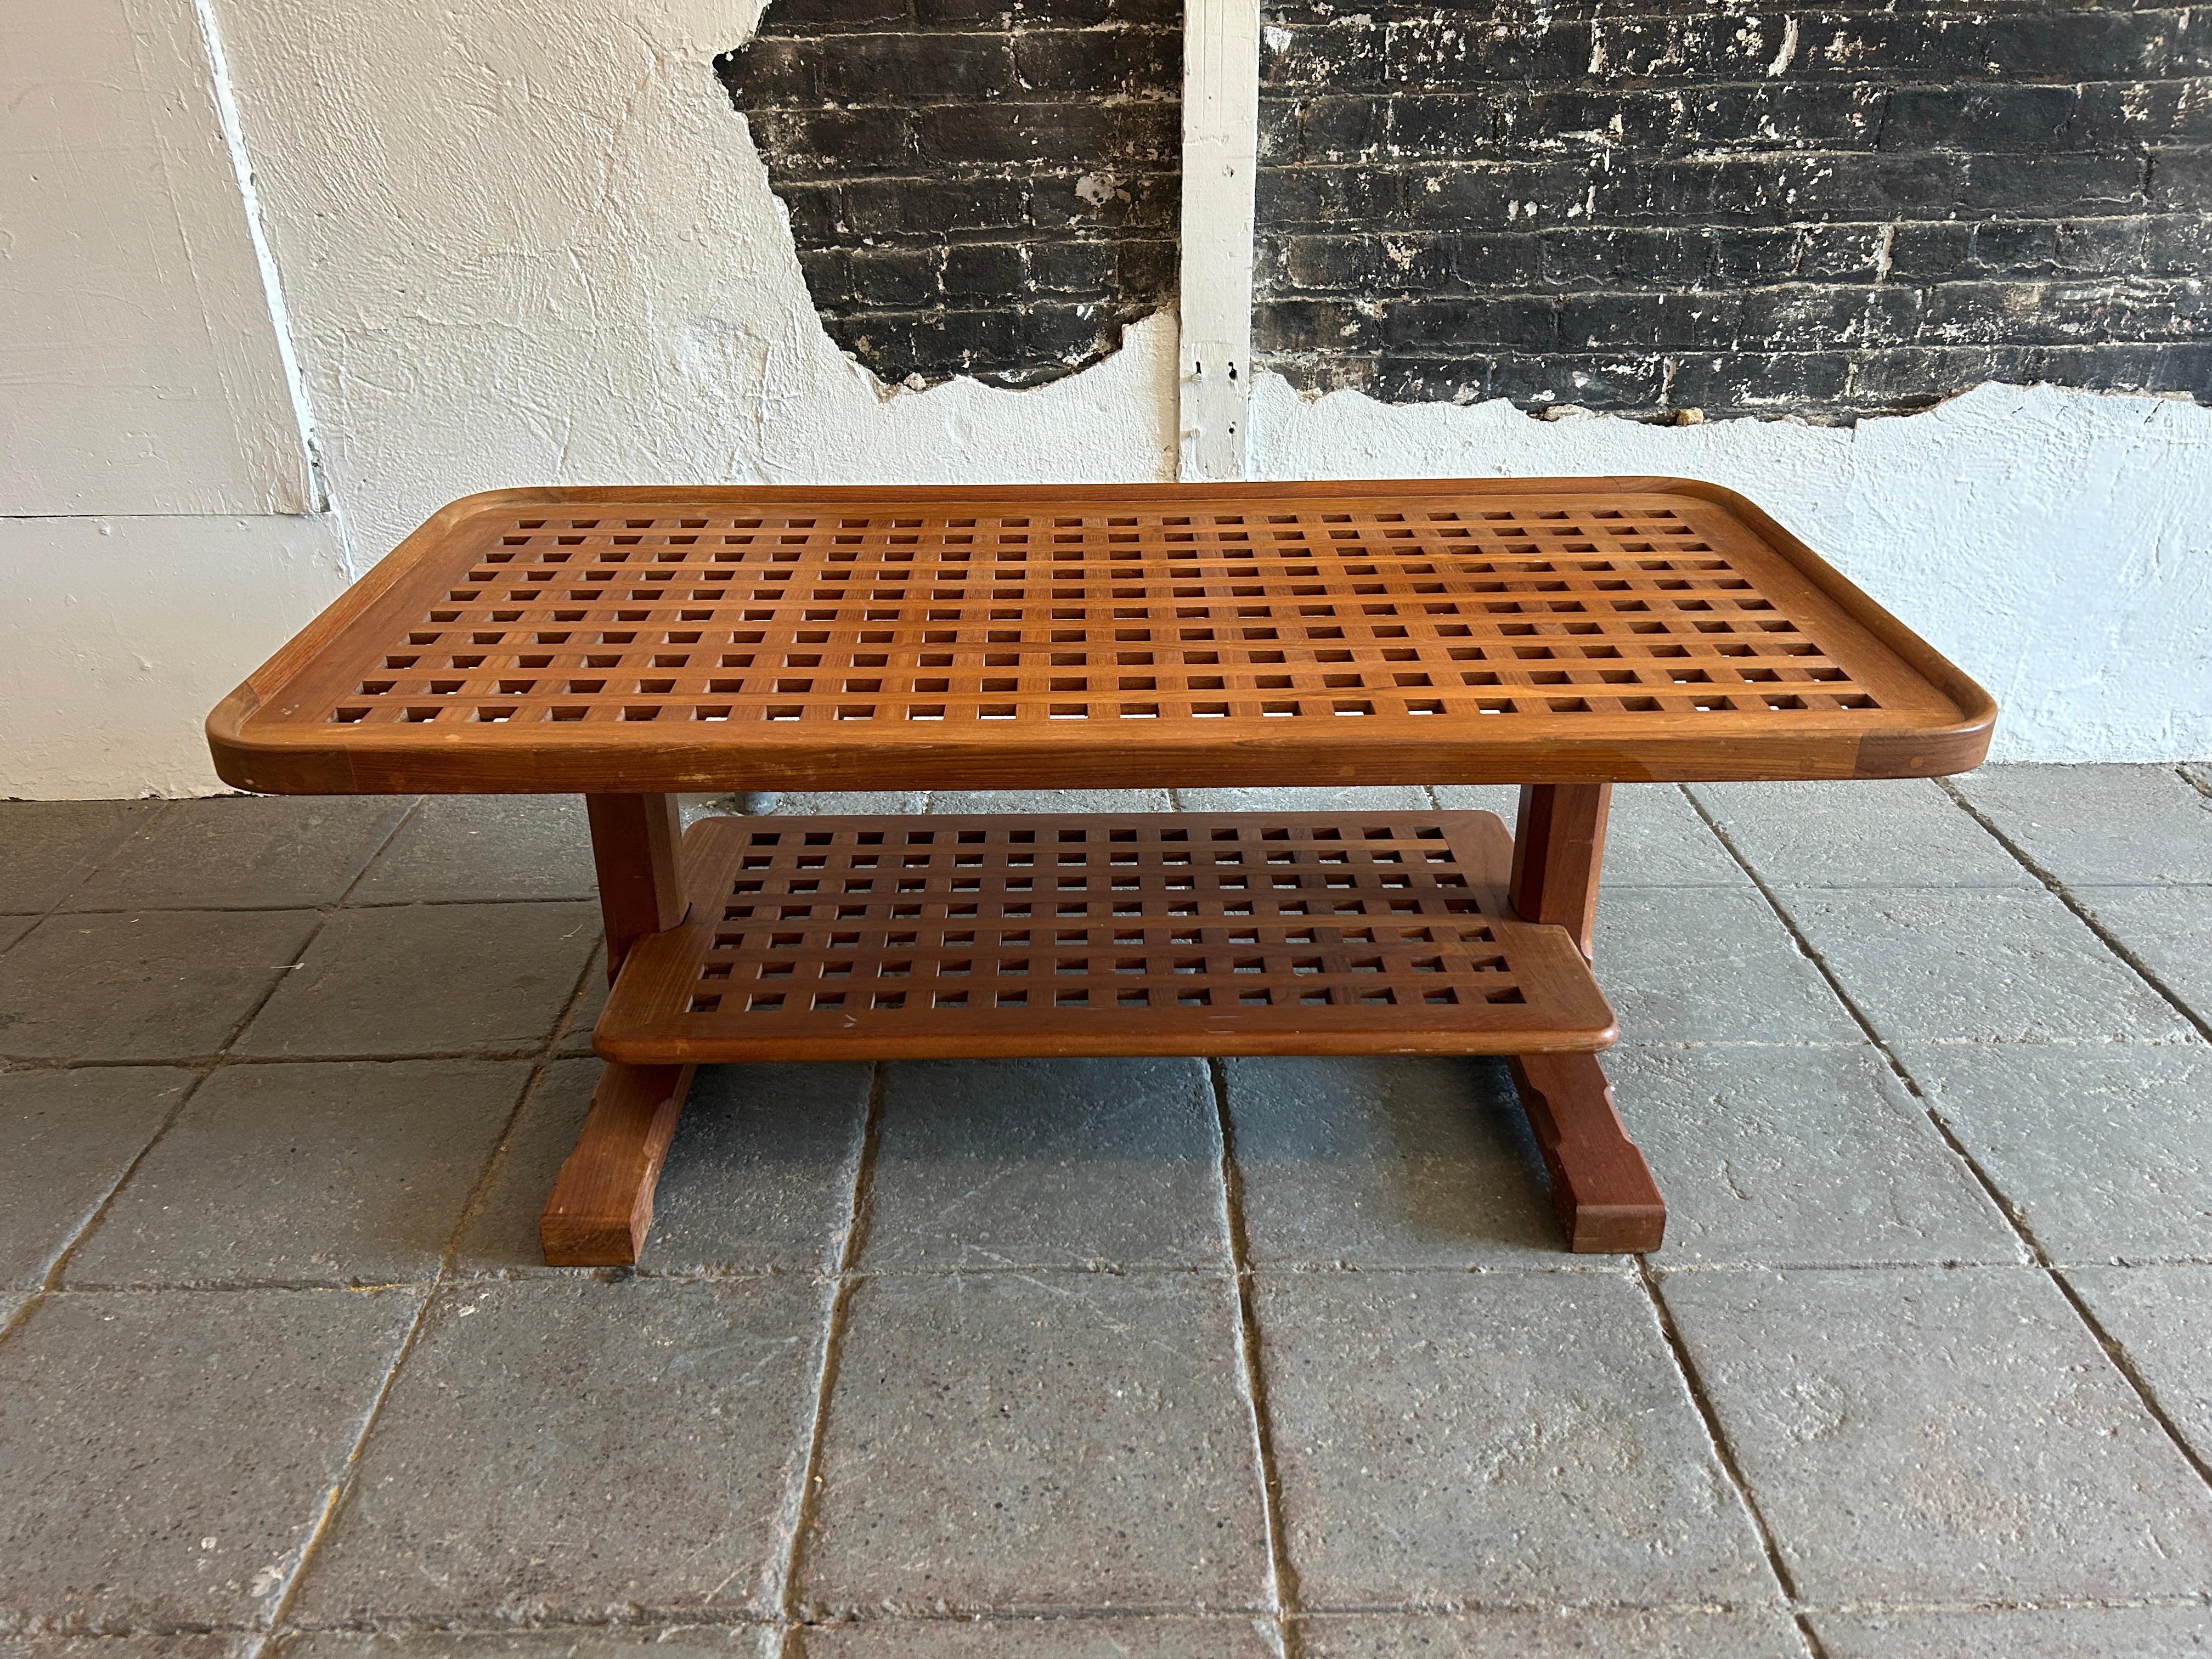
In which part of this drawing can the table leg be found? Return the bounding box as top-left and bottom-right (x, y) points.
(1505, 783), (1665, 1252)
(1509, 781), (1611, 964)
(1507, 1053), (1664, 1252)
(541, 1062), (697, 1265)
(584, 792), (686, 983)
(540, 793), (695, 1266)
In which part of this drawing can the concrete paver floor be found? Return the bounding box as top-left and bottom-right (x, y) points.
(2, 768), (2210, 1657)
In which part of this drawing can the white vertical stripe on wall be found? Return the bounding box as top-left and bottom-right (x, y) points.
(1177, 0), (1261, 481)
(0, 0), (315, 515)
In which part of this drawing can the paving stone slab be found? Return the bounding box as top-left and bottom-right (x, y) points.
(0, 918), (33, 955)
(67, 795), (409, 911)
(0, 1066), (193, 1288)
(791, 1618), (1275, 1657)
(1254, 1271), (1773, 1609)
(654, 1062), (872, 1273)
(1297, 1610), (1808, 1658)
(1587, 783), (1752, 889)
(349, 797), (597, 904)
(1594, 888), (1860, 1045)
(0, 1292), (28, 1331)
(2066, 1265), (2212, 1470)
(276, 1630), (773, 1657)
(771, 792), (930, 816)
(1813, 1606), (2212, 1658)
(235, 901), (599, 1058)
(0, 800), (166, 914)
(2079, 884), (2212, 1027)
(555, 946), (610, 1057)
(799, 1272), (1268, 1615)
(1780, 888), (2194, 1046)
(0, 910), (320, 1062)
(1617, 1045), (2021, 1267)
(1173, 787), (1433, 812)
(1425, 784), (1519, 820)
(1685, 778), (2031, 890)
(1222, 1056), (1558, 1267)
(928, 789), (1175, 815)
(451, 1059), (602, 1274)
(0, 1285), (421, 1633)
(1660, 1266), (2212, 1604)
(1900, 1043), (2212, 1262)
(861, 1058), (1224, 1271)
(296, 1276), (827, 1624)
(69, 1060), (529, 1288)
(458, 1057), (871, 1276)
(1953, 764), (2212, 886)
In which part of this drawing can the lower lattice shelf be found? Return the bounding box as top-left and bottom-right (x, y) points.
(595, 809), (1618, 1062)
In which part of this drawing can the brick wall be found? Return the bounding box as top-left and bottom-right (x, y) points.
(718, 0), (1180, 390)
(1254, 1), (2212, 419)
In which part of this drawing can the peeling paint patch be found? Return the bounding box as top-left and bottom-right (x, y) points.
(716, 0), (1181, 390)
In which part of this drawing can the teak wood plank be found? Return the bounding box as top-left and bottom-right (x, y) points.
(206, 478), (1996, 794)
(586, 792), (686, 980)
(1507, 1053), (1666, 1252)
(593, 809), (1617, 1062)
(540, 1061), (696, 1266)
(1510, 783), (1611, 964)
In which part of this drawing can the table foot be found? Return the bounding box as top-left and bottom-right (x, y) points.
(540, 1061), (696, 1266)
(1507, 1052), (1666, 1253)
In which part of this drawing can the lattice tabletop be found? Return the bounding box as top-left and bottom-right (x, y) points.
(597, 810), (1616, 1062)
(207, 479), (1994, 793)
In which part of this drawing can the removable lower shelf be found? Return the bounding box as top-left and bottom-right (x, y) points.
(595, 810), (1617, 1062)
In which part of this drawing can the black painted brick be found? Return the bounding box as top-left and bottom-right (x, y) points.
(721, 2), (1177, 388)
(1254, 1), (2212, 417)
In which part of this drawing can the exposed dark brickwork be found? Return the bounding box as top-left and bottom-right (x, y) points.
(1254, 1), (2212, 419)
(718, 0), (1179, 389)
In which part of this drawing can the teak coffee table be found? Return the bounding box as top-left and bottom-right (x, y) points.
(207, 478), (1995, 1265)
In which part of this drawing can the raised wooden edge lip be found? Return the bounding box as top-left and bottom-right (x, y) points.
(592, 1029), (1622, 1062)
(1655, 475), (2000, 747)
(206, 491), (529, 788)
(205, 476), (1998, 792)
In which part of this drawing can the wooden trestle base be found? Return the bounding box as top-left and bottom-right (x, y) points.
(541, 1062), (696, 1266)
(539, 782), (1666, 1266)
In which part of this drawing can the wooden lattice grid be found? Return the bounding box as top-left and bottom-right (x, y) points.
(210, 482), (1995, 790)
(329, 503), (1872, 726)
(596, 810), (1618, 1061)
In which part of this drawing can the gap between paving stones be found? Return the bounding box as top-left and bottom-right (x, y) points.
(1675, 782), (2212, 1503)
(54, 894), (617, 916)
(119, 939), (590, 1645)
(15, 1596), (2210, 1649)
(239, 951), (611, 1654)
(1631, 1255), (1827, 1659)
(763, 1060), (886, 1625)
(1209, 1055), (1302, 1659)
(0, 800), (185, 962)
(1937, 772), (2212, 1047)
(0, 804), (426, 1331)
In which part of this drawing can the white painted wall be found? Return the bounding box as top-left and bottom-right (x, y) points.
(1, 0), (2204, 796)
(205, 0), (1178, 571)
(0, 514), (349, 797)
(0, 0), (313, 514)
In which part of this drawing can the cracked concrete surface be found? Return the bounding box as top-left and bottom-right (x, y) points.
(1, 768), (2209, 1655)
